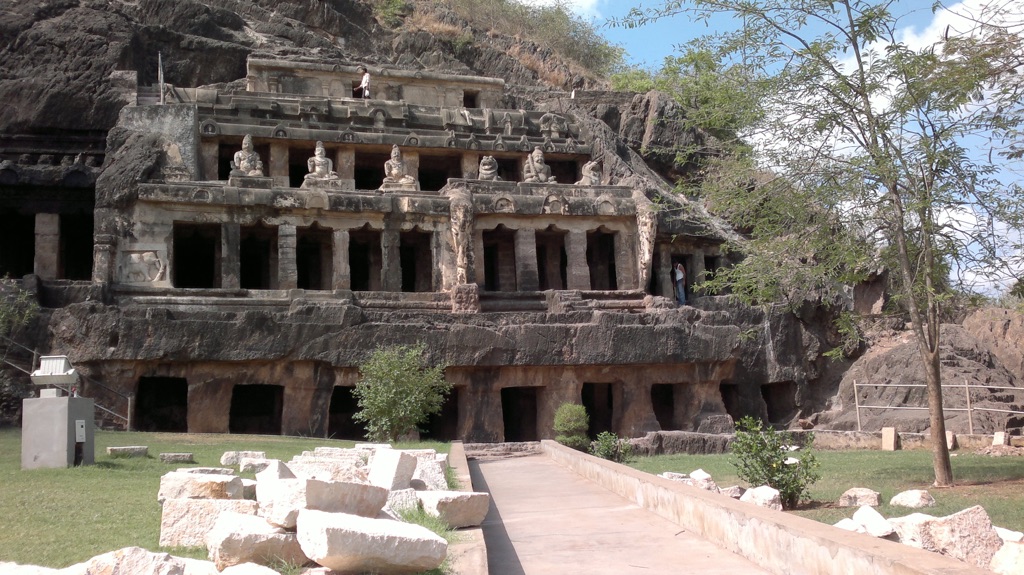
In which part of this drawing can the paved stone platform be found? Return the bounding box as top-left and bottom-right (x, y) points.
(470, 454), (771, 575)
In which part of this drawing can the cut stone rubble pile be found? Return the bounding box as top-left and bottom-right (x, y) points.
(2, 445), (489, 575)
(660, 469), (1024, 574)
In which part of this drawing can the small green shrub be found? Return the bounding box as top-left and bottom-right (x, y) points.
(730, 416), (820, 509)
(444, 464), (461, 490)
(371, 0), (411, 28)
(589, 431), (632, 463)
(553, 403), (589, 451)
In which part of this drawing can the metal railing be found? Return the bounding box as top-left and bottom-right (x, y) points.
(853, 380), (1024, 433)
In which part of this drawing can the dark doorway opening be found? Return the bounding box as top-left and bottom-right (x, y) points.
(229, 384), (283, 435)
(422, 387), (459, 441)
(501, 387), (538, 442)
(719, 382), (741, 421)
(482, 225), (516, 292)
(587, 228), (618, 290)
(172, 223), (221, 288)
(349, 226), (382, 291)
(354, 152), (389, 190)
(297, 225), (332, 290)
(289, 144), (316, 188)
(761, 381), (798, 425)
(240, 224), (277, 289)
(651, 384), (675, 431)
(547, 160), (578, 184)
(705, 255), (721, 282)
(418, 155), (461, 192)
(400, 228), (433, 292)
(495, 157), (519, 182)
(0, 210), (35, 278)
(59, 212), (93, 280)
(135, 377), (188, 432)
(463, 91), (479, 108)
(582, 382), (615, 437)
(219, 142), (270, 180)
(536, 225), (568, 290)
(328, 386), (366, 440)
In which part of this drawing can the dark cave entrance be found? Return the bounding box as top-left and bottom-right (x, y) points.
(59, 212), (93, 280)
(418, 154), (461, 192)
(239, 224), (277, 290)
(547, 159), (578, 184)
(761, 381), (798, 425)
(482, 225), (516, 292)
(349, 226), (382, 291)
(0, 210), (34, 278)
(582, 382), (617, 438)
(719, 382), (741, 421)
(651, 383), (676, 431)
(135, 377), (188, 432)
(172, 222), (220, 288)
(422, 387), (459, 441)
(536, 226), (568, 290)
(353, 152), (388, 190)
(229, 384), (283, 435)
(400, 228), (433, 292)
(587, 228), (618, 290)
(501, 387), (538, 442)
(327, 386), (366, 440)
(297, 225), (332, 291)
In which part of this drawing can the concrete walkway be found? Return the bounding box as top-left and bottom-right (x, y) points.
(470, 454), (771, 575)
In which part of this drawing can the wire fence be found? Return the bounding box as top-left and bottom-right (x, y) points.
(854, 380), (1024, 434)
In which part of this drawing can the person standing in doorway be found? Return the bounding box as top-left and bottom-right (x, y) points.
(354, 65), (370, 99)
(674, 262), (687, 305)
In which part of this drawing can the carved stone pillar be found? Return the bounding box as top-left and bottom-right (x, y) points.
(269, 142), (289, 188)
(335, 147), (356, 190)
(461, 152), (480, 179)
(221, 222), (240, 289)
(690, 249), (706, 294)
(34, 213), (59, 280)
(565, 230), (590, 290)
(278, 224), (297, 290)
(92, 234), (116, 284)
(613, 231), (636, 290)
(332, 229), (350, 290)
(543, 240), (563, 290)
(431, 230), (443, 291)
(473, 229), (485, 289)
(403, 150), (420, 184)
(657, 245), (673, 300)
(200, 141), (219, 181)
(619, 380), (661, 438)
(514, 228), (539, 292)
(381, 227), (401, 292)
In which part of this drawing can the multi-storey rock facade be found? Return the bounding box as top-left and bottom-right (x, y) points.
(4, 58), (758, 441)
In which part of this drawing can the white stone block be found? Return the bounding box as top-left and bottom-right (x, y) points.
(739, 485), (782, 511)
(838, 487), (881, 507)
(368, 449), (417, 491)
(159, 498), (259, 547)
(220, 451), (267, 466)
(991, 541), (1024, 575)
(255, 460), (295, 481)
(996, 526), (1024, 543)
(206, 512), (307, 571)
(84, 547), (186, 575)
(239, 458), (273, 473)
(158, 472), (244, 504)
(411, 457), (448, 491)
(416, 491), (490, 528)
(305, 479), (388, 518)
(296, 510), (446, 574)
(221, 564), (281, 575)
(256, 478), (306, 529)
(852, 505), (894, 538)
(833, 518), (867, 534)
(890, 505), (1003, 568)
(889, 489), (936, 508)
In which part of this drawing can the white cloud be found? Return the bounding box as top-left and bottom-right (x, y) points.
(518, 0), (602, 17)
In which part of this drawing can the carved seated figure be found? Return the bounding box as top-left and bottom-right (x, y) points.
(302, 141), (339, 187)
(382, 145), (416, 187)
(575, 160), (601, 186)
(229, 135), (264, 177)
(477, 155), (502, 181)
(523, 147), (552, 183)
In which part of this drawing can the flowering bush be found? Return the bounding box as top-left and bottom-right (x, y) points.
(731, 416), (820, 509)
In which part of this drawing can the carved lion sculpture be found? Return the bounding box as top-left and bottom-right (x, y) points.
(478, 155), (501, 181)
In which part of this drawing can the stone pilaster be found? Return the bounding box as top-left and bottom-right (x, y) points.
(543, 240), (564, 290)
(514, 228), (539, 292)
(461, 152), (480, 179)
(473, 229), (485, 289)
(404, 150), (420, 184)
(200, 141), (219, 181)
(381, 227), (401, 292)
(92, 234), (116, 284)
(614, 231), (636, 290)
(619, 381), (660, 437)
(269, 142), (289, 188)
(565, 230), (590, 290)
(33, 213), (59, 280)
(690, 249), (706, 294)
(657, 245), (673, 300)
(335, 147), (356, 190)
(278, 224), (297, 290)
(332, 229), (350, 290)
(221, 222), (240, 289)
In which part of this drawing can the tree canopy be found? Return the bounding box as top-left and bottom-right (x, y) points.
(616, 0), (1024, 486)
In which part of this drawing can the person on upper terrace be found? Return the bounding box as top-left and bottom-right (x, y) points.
(353, 65), (370, 99)
(523, 146), (552, 183)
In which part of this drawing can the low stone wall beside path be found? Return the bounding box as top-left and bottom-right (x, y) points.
(446, 441), (488, 575)
(540, 440), (991, 575)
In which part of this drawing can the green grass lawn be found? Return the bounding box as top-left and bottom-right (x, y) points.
(0, 428), (449, 569)
(630, 449), (1024, 530)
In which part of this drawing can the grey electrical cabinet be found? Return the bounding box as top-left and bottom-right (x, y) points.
(21, 396), (95, 470)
